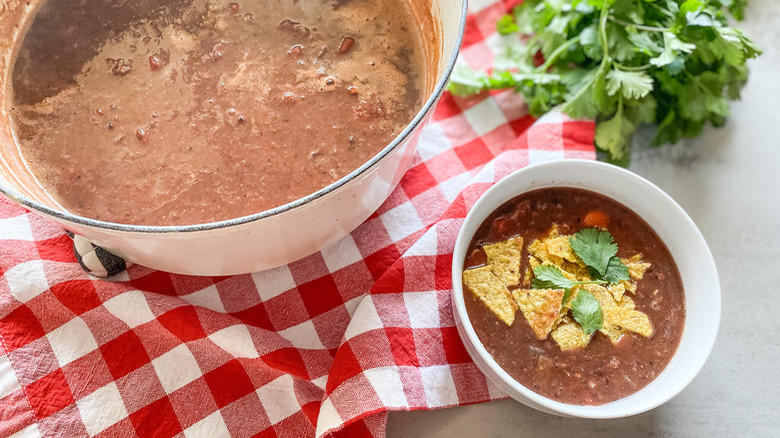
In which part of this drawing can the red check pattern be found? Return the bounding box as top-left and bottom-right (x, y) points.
(0, 1), (595, 436)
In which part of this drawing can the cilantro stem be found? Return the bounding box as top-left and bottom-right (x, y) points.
(536, 35), (581, 72)
(607, 15), (672, 32)
(599, 2), (610, 60)
(614, 62), (651, 72)
(560, 1), (613, 115)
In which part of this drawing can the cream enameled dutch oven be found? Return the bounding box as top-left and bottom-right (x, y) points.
(0, 0), (467, 275)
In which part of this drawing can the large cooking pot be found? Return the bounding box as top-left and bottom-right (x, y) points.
(0, 0), (467, 275)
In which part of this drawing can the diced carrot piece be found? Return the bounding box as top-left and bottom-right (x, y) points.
(583, 210), (609, 228)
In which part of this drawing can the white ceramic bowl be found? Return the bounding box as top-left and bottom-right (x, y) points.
(451, 159), (721, 418)
(0, 0), (467, 275)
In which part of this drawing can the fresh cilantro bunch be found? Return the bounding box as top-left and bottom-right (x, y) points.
(448, 0), (761, 164)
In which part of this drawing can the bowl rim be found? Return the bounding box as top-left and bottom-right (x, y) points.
(451, 159), (721, 418)
(0, 0), (468, 234)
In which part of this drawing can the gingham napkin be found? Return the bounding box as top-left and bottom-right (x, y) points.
(0, 1), (595, 436)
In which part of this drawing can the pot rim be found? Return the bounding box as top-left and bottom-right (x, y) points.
(0, 0), (468, 234)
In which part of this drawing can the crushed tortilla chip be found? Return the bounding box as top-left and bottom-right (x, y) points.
(561, 260), (591, 281)
(604, 307), (654, 337)
(608, 282), (626, 301)
(483, 236), (524, 287)
(528, 239), (564, 266)
(626, 254), (643, 263)
(551, 311), (567, 331)
(542, 260), (579, 282)
(619, 295), (636, 310)
(463, 266), (518, 326)
(621, 280), (638, 295)
(511, 288), (565, 340)
(622, 254), (651, 281)
(551, 317), (591, 350)
(545, 235), (582, 265)
(578, 285), (640, 344)
(522, 265), (534, 287)
(599, 322), (626, 344)
(581, 284), (618, 310)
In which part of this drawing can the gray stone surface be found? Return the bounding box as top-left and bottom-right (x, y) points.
(387, 0), (780, 436)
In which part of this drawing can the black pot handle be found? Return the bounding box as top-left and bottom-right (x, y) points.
(65, 231), (129, 278)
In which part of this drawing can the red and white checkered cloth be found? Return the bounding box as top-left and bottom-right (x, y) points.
(0, 1), (595, 436)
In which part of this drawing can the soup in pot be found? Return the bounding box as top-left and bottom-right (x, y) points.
(8, 0), (427, 225)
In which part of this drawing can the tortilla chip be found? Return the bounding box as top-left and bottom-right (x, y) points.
(545, 235), (582, 265)
(522, 265), (534, 288)
(604, 307), (654, 337)
(622, 254), (651, 281)
(541, 260), (579, 282)
(463, 266), (518, 326)
(581, 284), (618, 310)
(616, 280), (637, 295)
(626, 254), (643, 263)
(511, 288), (565, 340)
(551, 319), (591, 350)
(551, 311), (567, 331)
(599, 323), (626, 344)
(483, 236), (524, 287)
(561, 260), (591, 281)
(608, 283), (626, 301)
(528, 239), (564, 266)
(619, 295), (636, 310)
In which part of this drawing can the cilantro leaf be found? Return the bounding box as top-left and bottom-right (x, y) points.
(680, 0), (705, 15)
(627, 31), (662, 56)
(606, 68), (654, 100)
(580, 25), (603, 59)
(531, 265), (602, 291)
(650, 33), (697, 67)
(726, 0), (748, 20)
(603, 256), (630, 284)
(570, 291), (603, 335)
(568, 228), (630, 284)
(626, 95), (658, 125)
(562, 61), (610, 119)
(496, 14), (519, 35)
(569, 228), (618, 277)
(446, 64), (488, 97)
(685, 10), (720, 28)
(594, 103), (635, 160)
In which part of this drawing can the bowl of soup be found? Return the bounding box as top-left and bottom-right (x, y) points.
(451, 159), (720, 417)
(0, 0), (466, 275)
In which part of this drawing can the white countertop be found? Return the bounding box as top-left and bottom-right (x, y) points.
(387, 0), (780, 435)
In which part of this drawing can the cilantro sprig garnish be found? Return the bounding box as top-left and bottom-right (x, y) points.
(570, 291), (603, 335)
(531, 264), (604, 306)
(569, 228), (630, 284)
(603, 256), (630, 284)
(447, 0), (761, 164)
(569, 228), (617, 277)
(531, 265), (603, 291)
